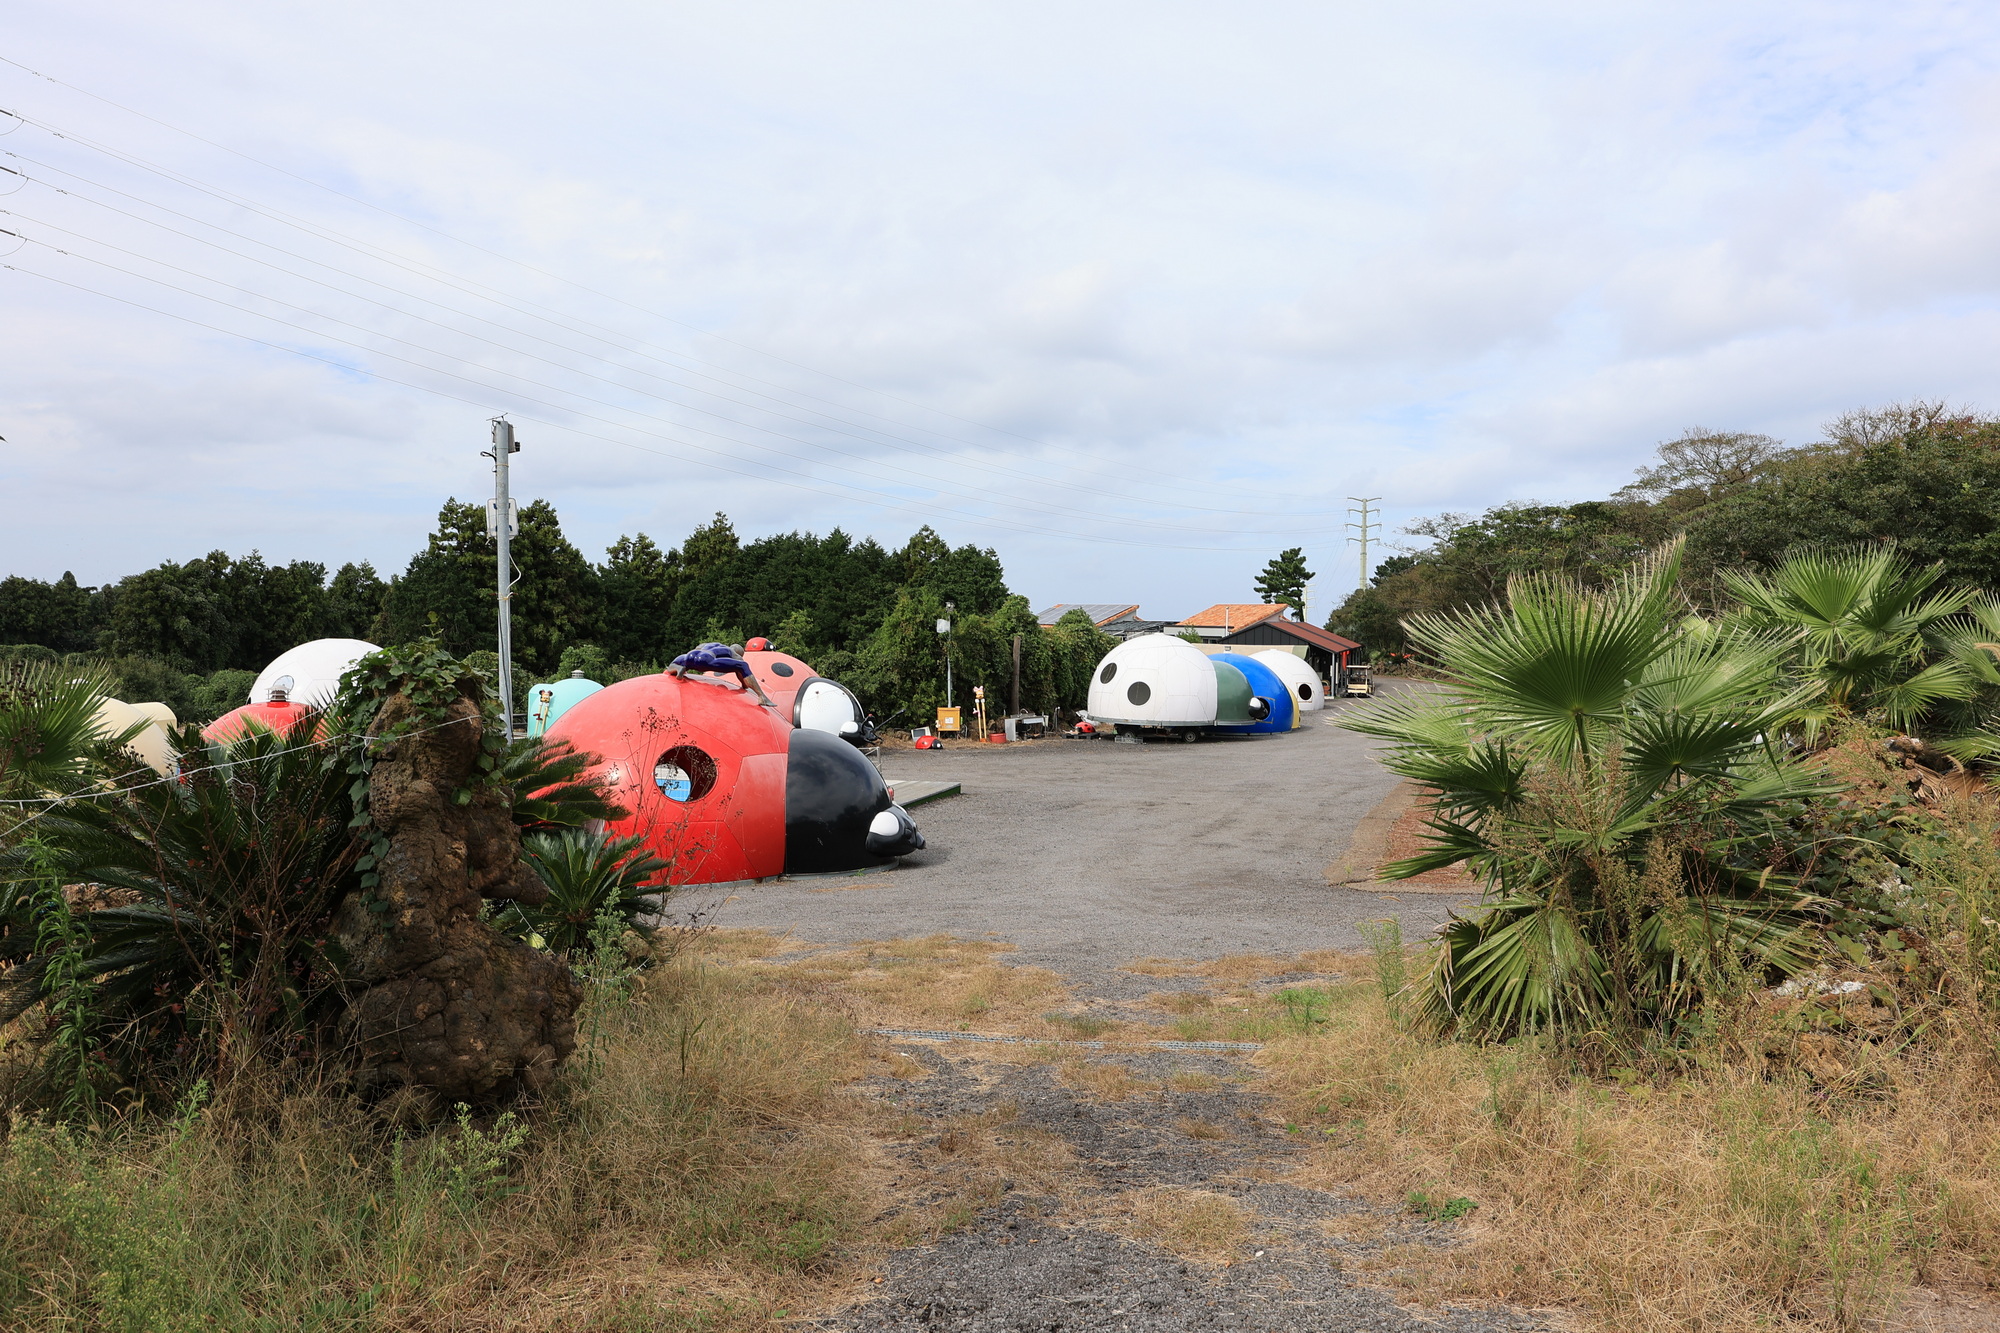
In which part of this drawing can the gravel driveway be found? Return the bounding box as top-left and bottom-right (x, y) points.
(684, 686), (1476, 990)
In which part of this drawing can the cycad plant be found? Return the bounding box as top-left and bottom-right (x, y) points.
(0, 712), (362, 1098)
(502, 829), (668, 955)
(502, 735), (629, 830)
(1343, 543), (1837, 1044)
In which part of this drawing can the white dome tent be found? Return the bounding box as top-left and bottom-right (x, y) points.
(1253, 649), (1324, 712)
(249, 638), (380, 707)
(1084, 633), (1218, 729)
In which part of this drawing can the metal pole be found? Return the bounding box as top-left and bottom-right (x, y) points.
(1011, 634), (1021, 715)
(491, 418), (519, 736)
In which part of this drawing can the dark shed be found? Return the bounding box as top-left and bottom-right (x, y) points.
(1214, 619), (1361, 686)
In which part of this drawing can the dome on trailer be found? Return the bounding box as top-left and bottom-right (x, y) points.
(1085, 633), (1219, 729)
(1253, 650), (1323, 712)
(1211, 658), (1254, 725)
(249, 638), (379, 707)
(794, 676), (875, 747)
(744, 648), (816, 719)
(525, 674), (603, 737)
(546, 670), (792, 886)
(92, 697), (177, 775)
(1209, 652), (1295, 734)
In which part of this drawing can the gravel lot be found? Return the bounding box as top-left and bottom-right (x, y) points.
(682, 686), (1476, 991)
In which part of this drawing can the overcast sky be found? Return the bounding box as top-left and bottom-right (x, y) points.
(4, 2), (1998, 620)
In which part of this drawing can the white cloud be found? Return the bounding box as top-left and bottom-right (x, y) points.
(3, 0), (1999, 618)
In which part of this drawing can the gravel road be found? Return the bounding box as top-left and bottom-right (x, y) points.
(681, 688), (1476, 989)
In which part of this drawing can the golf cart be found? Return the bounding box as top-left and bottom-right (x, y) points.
(1343, 664), (1373, 698)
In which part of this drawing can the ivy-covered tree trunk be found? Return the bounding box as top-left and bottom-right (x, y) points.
(332, 688), (577, 1109)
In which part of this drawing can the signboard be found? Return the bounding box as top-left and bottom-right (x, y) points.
(485, 497), (519, 539)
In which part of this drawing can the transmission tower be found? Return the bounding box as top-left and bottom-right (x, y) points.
(1346, 497), (1382, 591)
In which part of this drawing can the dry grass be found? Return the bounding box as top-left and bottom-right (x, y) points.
(0, 941), (892, 1331)
(1056, 1059), (1151, 1102)
(1111, 1187), (1253, 1263)
(1259, 971), (2000, 1332)
(735, 933), (1073, 1033)
(875, 1102), (1083, 1247)
(1124, 949), (1347, 982)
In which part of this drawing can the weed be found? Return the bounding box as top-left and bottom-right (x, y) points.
(1354, 918), (1407, 1021)
(1406, 1191), (1477, 1222)
(1044, 1011), (1112, 1038)
(1276, 986), (1334, 1032)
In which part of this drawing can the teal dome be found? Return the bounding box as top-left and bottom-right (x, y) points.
(526, 674), (604, 737)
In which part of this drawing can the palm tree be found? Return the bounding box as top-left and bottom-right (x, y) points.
(1342, 542), (1835, 1043)
(502, 734), (628, 830)
(1719, 546), (1980, 737)
(0, 657), (143, 804)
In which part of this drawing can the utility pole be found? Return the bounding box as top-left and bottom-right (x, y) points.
(1011, 633), (1022, 716)
(1346, 497), (1382, 591)
(485, 418), (521, 735)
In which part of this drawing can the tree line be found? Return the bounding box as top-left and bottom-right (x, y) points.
(0, 504), (1115, 726)
(1329, 400), (2000, 658)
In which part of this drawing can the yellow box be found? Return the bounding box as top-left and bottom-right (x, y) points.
(935, 706), (963, 734)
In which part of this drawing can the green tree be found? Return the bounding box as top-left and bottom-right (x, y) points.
(1614, 428), (1786, 515)
(380, 499), (601, 673)
(1684, 414), (2000, 593)
(379, 500), (499, 659)
(1254, 547), (1314, 618)
(99, 552), (248, 670)
(0, 572), (101, 653)
(598, 534), (681, 663)
(898, 527), (1008, 614)
(326, 561), (388, 640)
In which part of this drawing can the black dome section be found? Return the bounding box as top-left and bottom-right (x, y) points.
(784, 727), (894, 874)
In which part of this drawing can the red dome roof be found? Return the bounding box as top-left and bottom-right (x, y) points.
(742, 649), (816, 721)
(546, 671), (791, 886)
(202, 699), (325, 745)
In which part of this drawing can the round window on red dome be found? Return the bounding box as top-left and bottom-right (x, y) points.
(653, 746), (717, 803)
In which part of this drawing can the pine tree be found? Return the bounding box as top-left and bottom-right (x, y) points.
(1254, 547), (1314, 618)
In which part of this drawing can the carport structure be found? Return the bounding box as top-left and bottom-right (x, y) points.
(1213, 617), (1360, 689)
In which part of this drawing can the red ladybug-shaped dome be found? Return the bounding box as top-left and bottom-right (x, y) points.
(743, 649), (816, 720)
(546, 670), (792, 886)
(202, 699), (324, 745)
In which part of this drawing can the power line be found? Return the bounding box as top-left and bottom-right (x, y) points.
(1, 196), (1333, 539)
(3, 221), (1330, 547)
(0, 92), (1350, 518)
(2, 259), (1284, 553)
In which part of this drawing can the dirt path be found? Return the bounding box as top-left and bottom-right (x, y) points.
(830, 1035), (1550, 1332)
